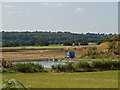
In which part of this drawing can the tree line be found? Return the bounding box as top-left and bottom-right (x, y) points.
(2, 39), (89, 47)
(2, 31), (115, 47)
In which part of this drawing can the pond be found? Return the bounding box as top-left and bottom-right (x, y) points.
(34, 61), (66, 68)
(12, 60), (93, 68)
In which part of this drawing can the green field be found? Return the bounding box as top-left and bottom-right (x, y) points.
(2, 44), (98, 50)
(2, 71), (118, 88)
(2, 45), (67, 49)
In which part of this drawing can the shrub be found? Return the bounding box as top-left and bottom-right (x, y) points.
(2, 59), (13, 72)
(90, 55), (96, 59)
(13, 63), (33, 73)
(51, 64), (62, 72)
(13, 63), (44, 73)
(54, 59), (58, 62)
(51, 61), (120, 73)
(110, 61), (120, 70)
(51, 63), (75, 72)
(34, 64), (44, 72)
(74, 42), (79, 46)
(64, 62), (75, 72)
(80, 41), (88, 45)
(91, 61), (120, 71)
(63, 40), (73, 46)
(2, 59), (13, 68)
(75, 61), (92, 72)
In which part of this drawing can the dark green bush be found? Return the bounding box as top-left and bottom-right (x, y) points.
(34, 64), (44, 72)
(51, 64), (62, 72)
(76, 61), (90, 69)
(80, 40), (88, 45)
(51, 61), (120, 73)
(2, 59), (13, 72)
(54, 59), (58, 62)
(51, 63), (75, 72)
(64, 62), (75, 72)
(91, 61), (120, 71)
(2, 59), (13, 68)
(75, 61), (92, 72)
(13, 63), (44, 73)
(110, 61), (120, 70)
(63, 40), (73, 46)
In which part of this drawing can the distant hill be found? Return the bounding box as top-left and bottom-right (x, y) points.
(2, 31), (112, 43)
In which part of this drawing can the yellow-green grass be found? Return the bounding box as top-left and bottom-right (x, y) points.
(87, 44), (98, 46)
(76, 43), (98, 47)
(2, 44), (98, 50)
(2, 71), (118, 88)
(2, 45), (67, 49)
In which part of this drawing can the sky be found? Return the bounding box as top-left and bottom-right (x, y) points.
(1, 2), (118, 33)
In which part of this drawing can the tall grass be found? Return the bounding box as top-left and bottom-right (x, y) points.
(51, 63), (75, 72)
(13, 63), (44, 73)
(51, 61), (120, 73)
(3, 60), (120, 73)
(75, 61), (92, 72)
(2, 62), (45, 73)
(91, 61), (120, 70)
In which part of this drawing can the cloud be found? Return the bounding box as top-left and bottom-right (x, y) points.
(41, 3), (66, 7)
(75, 8), (85, 13)
(3, 5), (14, 8)
(8, 11), (23, 16)
(27, 8), (31, 13)
(41, 3), (50, 7)
(55, 3), (66, 7)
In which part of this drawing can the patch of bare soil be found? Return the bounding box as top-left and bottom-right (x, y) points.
(2, 47), (91, 60)
(2, 49), (21, 52)
(97, 42), (111, 52)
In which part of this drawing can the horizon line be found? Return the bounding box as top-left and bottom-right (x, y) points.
(1, 30), (117, 34)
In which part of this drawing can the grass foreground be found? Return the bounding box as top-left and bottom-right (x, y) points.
(2, 70), (118, 88)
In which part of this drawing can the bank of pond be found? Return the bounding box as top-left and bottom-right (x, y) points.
(2, 60), (120, 73)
